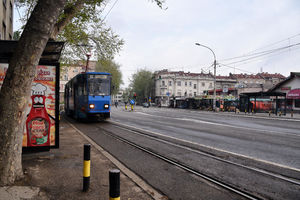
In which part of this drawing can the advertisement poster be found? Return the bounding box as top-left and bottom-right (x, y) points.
(0, 63), (56, 147)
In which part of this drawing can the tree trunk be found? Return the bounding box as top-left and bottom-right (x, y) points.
(0, 0), (66, 186)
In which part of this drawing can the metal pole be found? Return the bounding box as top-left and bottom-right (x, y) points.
(195, 43), (217, 111)
(213, 59), (216, 111)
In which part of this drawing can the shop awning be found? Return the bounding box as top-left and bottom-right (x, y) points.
(287, 89), (300, 99)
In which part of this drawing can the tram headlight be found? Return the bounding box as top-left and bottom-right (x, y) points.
(89, 104), (95, 109)
(104, 104), (109, 109)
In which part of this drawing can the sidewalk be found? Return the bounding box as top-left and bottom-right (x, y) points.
(211, 110), (300, 120)
(0, 118), (155, 200)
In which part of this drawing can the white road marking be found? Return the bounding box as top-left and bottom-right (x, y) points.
(111, 120), (300, 173)
(135, 111), (300, 137)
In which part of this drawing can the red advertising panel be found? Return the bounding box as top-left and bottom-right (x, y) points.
(0, 64), (57, 147)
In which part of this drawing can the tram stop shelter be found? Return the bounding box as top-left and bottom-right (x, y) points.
(239, 91), (287, 115)
(0, 40), (64, 150)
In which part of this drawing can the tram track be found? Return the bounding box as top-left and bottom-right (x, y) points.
(93, 120), (300, 200)
(97, 122), (261, 200)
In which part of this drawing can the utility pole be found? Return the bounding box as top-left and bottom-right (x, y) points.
(195, 43), (217, 111)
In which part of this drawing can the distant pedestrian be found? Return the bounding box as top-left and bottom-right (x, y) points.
(115, 101), (118, 108)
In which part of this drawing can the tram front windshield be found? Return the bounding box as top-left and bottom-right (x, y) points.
(88, 75), (110, 96)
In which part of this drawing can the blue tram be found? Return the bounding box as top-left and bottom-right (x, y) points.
(64, 72), (111, 120)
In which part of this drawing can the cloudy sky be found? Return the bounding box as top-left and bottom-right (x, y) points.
(14, 0), (300, 87)
(101, 0), (300, 87)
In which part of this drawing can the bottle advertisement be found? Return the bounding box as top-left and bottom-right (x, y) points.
(0, 64), (56, 147)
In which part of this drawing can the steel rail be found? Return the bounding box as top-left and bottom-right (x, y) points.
(99, 123), (263, 200)
(108, 122), (300, 186)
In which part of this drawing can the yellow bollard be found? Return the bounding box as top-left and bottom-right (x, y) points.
(109, 169), (120, 200)
(125, 105), (127, 110)
(83, 144), (91, 192)
(131, 105), (134, 111)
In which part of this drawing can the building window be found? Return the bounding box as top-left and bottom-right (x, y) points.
(194, 92), (196, 96)
(169, 81), (172, 86)
(209, 83), (213, 88)
(189, 82), (192, 86)
(162, 81), (165, 86)
(202, 82), (205, 87)
(177, 81), (181, 86)
(185, 82), (187, 86)
(194, 84), (196, 89)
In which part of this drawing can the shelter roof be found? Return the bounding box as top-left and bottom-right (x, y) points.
(240, 91), (286, 97)
(0, 40), (64, 63)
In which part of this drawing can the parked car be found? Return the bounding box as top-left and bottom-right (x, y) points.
(142, 102), (150, 108)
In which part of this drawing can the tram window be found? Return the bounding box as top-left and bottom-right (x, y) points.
(88, 78), (110, 96)
(78, 85), (83, 96)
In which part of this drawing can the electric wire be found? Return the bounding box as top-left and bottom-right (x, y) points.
(222, 42), (300, 66)
(103, 0), (119, 21)
(219, 33), (300, 62)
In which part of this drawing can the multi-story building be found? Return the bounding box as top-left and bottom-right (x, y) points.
(154, 69), (214, 106)
(154, 69), (286, 107)
(0, 0), (14, 40)
(112, 90), (124, 103)
(230, 72), (286, 94)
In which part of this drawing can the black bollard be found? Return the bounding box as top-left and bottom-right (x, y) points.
(83, 144), (91, 192)
(109, 169), (120, 200)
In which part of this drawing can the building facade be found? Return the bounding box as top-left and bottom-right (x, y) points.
(270, 72), (300, 112)
(154, 70), (214, 106)
(0, 0), (14, 40)
(154, 69), (286, 107)
(112, 90), (124, 103)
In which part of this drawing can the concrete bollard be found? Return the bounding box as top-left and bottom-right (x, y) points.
(109, 169), (120, 200)
(83, 144), (91, 192)
(269, 111), (271, 117)
(291, 111), (293, 118)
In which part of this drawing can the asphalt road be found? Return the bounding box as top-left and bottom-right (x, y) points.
(111, 106), (300, 170)
(70, 107), (300, 199)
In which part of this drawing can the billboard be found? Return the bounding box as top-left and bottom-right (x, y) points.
(0, 63), (58, 147)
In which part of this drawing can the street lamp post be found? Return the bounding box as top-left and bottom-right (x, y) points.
(195, 43), (217, 111)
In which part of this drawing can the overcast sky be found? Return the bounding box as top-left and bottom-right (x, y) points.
(101, 0), (300, 87)
(14, 0), (300, 87)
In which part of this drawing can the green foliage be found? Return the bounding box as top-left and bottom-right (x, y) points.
(130, 69), (154, 102)
(95, 59), (123, 95)
(13, 31), (22, 40)
(15, 0), (123, 62)
(14, 0), (165, 62)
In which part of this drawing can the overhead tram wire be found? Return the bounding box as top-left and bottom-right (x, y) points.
(219, 34), (300, 62)
(103, 0), (119, 21)
(246, 33), (300, 54)
(218, 63), (257, 74)
(223, 46), (300, 69)
(222, 42), (300, 66)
